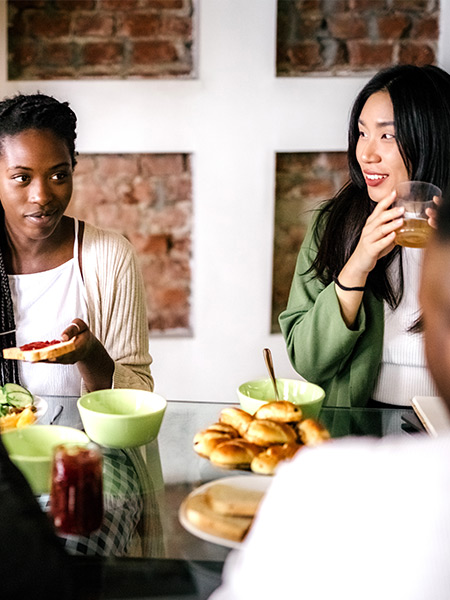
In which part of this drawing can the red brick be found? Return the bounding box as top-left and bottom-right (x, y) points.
(391, 0), (430, 8)
(327, 14), (368, 39)
(8, 0), (46, 7)
(25, 12), (71, 37)
(287, 42), (322, 68)
(81, 42), (123, 65)
(54, 0), (96, 9)
(131, 40), (178, 64)
(411, 16), (439, 40)
(99, 0), (139, 9)
(347, 40), (393, 67)
(129, 233), (169, 254)
(349, 0), (386, 8)
(140, 155), (185, 176)
(10, 41), (38, 67)
(398, 42), (436, 66)
(377, 13), (410, 39)
(73, 14), (115, 36)
(143, 0), (185, 8)
(297, 16), (323, 38)
(119, 14), (163, 37)
(160, 16), (192, 37)
(42, 42), (76, 66)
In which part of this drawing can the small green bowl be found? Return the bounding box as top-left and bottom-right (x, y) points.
(77, 389), (167, 449)
(2, 425), (89, 494)
(237, 378), (326, 419)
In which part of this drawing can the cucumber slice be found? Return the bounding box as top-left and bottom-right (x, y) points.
(6, 390), (33, 409)
(2, 384), (33, 409)
(3, 383), (33, 398)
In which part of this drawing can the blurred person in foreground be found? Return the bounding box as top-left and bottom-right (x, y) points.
(210, 198), (450, 598)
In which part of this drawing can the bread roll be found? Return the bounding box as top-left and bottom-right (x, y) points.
(206, 422), (240, 437)
(209, 439), (261, 470)
(297, 418), (330, 446)
(193, 429), (234, 458)
(251, 443), (301, 475)
(183, 492), (252, 542)
(205, 483), (265, 517)
(243, 419), (297, 447)
(254, 400), (303, 423)
(219, 407), (253, 436)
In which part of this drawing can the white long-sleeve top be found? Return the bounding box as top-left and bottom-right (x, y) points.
(211, 431), (450, 600)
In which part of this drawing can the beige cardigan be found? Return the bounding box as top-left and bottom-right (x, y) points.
(81, 222), (154, 393)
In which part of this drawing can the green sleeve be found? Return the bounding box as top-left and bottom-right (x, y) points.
(279, 216), (370, 393)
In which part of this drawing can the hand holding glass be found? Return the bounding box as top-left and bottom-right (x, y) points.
(394, 181), (442, 248)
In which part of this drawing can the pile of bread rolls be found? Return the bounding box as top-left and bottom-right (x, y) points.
(193, 400), (330, 475)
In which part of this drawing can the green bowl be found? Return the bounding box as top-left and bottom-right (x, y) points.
(2, 425), (89, 494)
(237, 378), (326, 419)
(77, 389), (167, 449)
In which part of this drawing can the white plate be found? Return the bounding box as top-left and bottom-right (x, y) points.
(33, 396), (48, 423)
(179, 474), (272, 549)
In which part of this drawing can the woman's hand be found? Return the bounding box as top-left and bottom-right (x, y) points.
(426, 194), (441, 230)
(50, 318), (114, 391)
(345, 191), (404, 281)
(335, 191), (403, 330)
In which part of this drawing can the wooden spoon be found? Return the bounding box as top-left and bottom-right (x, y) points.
(263, 348), (280, 402)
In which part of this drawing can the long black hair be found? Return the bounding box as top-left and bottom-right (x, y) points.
(0, 93), (77, 386)
(310, 64), (450, 308)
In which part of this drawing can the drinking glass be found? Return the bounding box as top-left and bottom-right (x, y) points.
(50, 441), (103, 535)
(394, 181), (442, 248)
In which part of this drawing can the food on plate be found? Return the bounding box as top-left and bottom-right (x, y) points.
(243, 419), (297, 446)
(193, 429), (236, 458)
(194, 400), (331, 475)
(209, 439), (261, 470)
(219, 407), (253, 436)
(183, 492), (253, 543)
(254, 399), (303, 423)
(3, 338), (76, 363)
(205, 482), (265, 517)
(251, 443), (301, 475)
(0, 383), (36, 431)
(297, 418), (331, 446)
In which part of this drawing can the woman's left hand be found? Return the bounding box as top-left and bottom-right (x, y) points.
(427, 195), (441, 229)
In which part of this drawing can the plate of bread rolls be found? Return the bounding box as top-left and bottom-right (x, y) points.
(193, 400), (331, 476)
(179, 475), (271, 548)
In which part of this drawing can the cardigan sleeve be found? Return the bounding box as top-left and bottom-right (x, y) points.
(278, 215), (368, 388)
(82, 224), (154, 393)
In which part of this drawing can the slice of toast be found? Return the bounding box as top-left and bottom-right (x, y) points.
(183, 492), (252, 542)
(205, 483), (265, 517)
(3, 338), (76, 363)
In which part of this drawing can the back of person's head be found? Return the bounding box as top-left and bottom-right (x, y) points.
(348, 64), (450, 199)
(0, 93), (77, 168)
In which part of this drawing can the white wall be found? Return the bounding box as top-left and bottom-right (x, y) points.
(1, 0), (450, 403)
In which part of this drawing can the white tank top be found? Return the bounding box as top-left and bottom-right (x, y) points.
(372, 247), (438, 405)
(8, 219), (88, 396)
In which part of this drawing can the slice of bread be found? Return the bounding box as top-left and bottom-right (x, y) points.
(3, 338), (76, 363)
(183, 492), (252, 542)
(205, 482), (265, 517)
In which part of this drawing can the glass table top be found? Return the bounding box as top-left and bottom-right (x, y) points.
(34, 396), (419, 598)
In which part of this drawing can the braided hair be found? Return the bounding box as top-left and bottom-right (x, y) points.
(0, 93), (77, 386)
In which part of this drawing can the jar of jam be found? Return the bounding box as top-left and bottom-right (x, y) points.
(50, 442), (103, 535)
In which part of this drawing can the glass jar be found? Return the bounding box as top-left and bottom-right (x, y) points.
(50, 441), (103, 535)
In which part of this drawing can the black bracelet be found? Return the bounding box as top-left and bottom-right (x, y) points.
(333, 275), (365, 292)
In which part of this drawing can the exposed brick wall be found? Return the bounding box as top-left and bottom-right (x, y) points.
(67, 153), (192, 335)
(272, 152), (348, 332)
(8, 0), (195, 80)
(277, 0), (440, 76)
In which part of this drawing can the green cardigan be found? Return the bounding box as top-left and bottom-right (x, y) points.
(279, 217), (385, 408)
